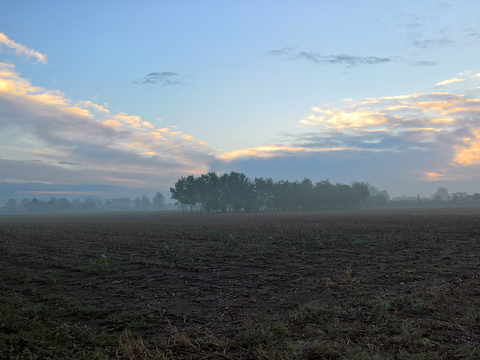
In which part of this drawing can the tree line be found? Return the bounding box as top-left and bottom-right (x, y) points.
(1, 193), (166, 214)
(170, 172), (371, 212)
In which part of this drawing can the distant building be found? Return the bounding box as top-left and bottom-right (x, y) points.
(432, 187), (450, 201)
(451, 192), (468, 199)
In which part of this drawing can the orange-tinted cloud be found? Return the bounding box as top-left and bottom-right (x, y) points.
(436, 78), (464, 86)
(454, 131), (480, 165)
(103, 120), (123, 127)
(79, 100), (111, 114)
(225, 71), (480, 172)
(218, 144), (389, 161)
(219, 145), (307, 160)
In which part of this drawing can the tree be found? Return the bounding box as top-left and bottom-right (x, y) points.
(351, 182), (370, 207)
(141, 195), (151, 211)
(253, 177), (274, 211)
(367, 184), (390, 201)
(45, 198), (58, 213)
(198, 173), (222, 212)
(82, 198), (97, 212)
(224, 171), (251, 211)
(315, 180), (333, 209)
(58, 198), (73, 212)
(19, 198), (30, 212)
(133, 197), (142, 211)
(170, 177), (189, 212)
(24, 198), (40, 213)
(299, 178), (315, 210)
(152, 192), (165, 210)
(186, 175), (202, 212)
(5, 199), (17, 213)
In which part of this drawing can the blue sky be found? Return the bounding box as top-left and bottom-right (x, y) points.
(1, 0), (480, 202)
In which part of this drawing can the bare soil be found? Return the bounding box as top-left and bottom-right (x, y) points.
(1, 208), (480, 359)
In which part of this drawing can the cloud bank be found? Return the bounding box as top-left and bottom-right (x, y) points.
(0, 62), (214, 189)
(215, 71), (480, 195)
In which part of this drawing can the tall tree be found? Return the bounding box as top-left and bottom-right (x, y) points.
(224, 171), (250, 212)
(253, 177), (274, 211)
(24, 198), (40, 213)
(351, 182), (370, 207)
(185, 175), (199, 212)
(133, 197), (142, 211)
(170, 177), (189, 212)
(199, 172), (222, 212)
(58, 198), (73, 212)
(152, 192), (165, 210)
(299, 178), (315, 210)
(5, 199), (17, 213)
(141, 195), (152, 211)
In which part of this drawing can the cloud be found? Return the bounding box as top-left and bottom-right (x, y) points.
(438, 2), (452, 10)
(0, 63), (215, 189)
(77, 100), (110, 114)
(219, 145), (307, 160)
(413, 61), (437, 66)
(408, 36), (454, 49)
(58, 161), (82, 166)
(267, 47), (394, 67)
(135, 72), (182, 86)
(216, 71), (480, 191)
(465, 31), (480, 39)
(405, 23), (426, 29)
(436, 78), (464, 86)
(454, 130), (480, 165)
(0, 33), (47, 64)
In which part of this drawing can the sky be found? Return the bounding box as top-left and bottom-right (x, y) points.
(1, 0), (480, 202)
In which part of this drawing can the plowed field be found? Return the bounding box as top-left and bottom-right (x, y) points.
(1, 208), (480, 359)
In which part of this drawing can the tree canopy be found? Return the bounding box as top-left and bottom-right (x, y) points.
(170, 171), (371, 212)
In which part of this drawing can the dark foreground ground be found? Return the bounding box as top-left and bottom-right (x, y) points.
(1, 208), (479, 359)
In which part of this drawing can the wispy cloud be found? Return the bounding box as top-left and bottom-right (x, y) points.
(135, 72), (182, 86)
(438, 2), (452, 10)
(405, 23), (426, 29)
(267, 47), (394, 67)
(0, 33), (47, 64)
(413, 61), (437, 66)
(408, 35), (454, 49)
(436, 77), (464, 86)
(58, 161), (82, 166)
